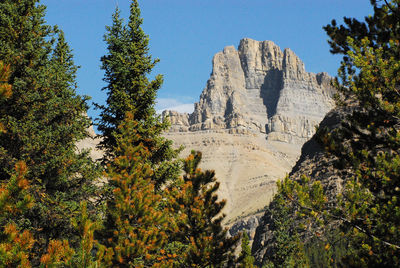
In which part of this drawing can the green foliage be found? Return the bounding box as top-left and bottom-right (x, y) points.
(0, 61), (11, 135)
(100, 113), (174, 267)
(262, 177), (309, 268)
(69, 202), (105, 268)
(323, 0), (400, 62)
(320, 1), (400, 265)
(267, 1), (400, 267)
(95, 2), (185, 265)
(97, 2), (160, 147)
(169, 151), (240, 267)
(0, 161), (34, 268)
(0, 162), (33, 225)
(1, 1), (244, 267)
(0, 0), (99, 263)
(304, 229), (348, 268)
(237, 232), (255, 268)
(96, 1), (180, 189)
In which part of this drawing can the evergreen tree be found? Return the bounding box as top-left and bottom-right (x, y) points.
(262, 177), (309, 268)
(0, 0), (98, 262)
(100, 113), (174, 267)
(319, 1), (400, 265)
(170, 151), (239, 267)
(0, 161), (35, 268)
(96, 0), (179, 188)
(269, 1), (400, 266)
(237, 232), (255, 268)
(323, 0), (400, 62)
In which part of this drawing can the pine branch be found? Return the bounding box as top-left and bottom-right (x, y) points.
(292, 200), (400, 250)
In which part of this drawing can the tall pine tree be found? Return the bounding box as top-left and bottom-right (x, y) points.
(100, 113), (174, 267)
(96, 0), (179, 189)
(237, 232), (256, 268)
(169, 151), (239, 267)
(320, 1), (400, 264)
(267, 1), (400, 266)
(0, 0), (99, 262)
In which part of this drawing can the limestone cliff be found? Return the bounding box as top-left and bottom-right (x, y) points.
(163, 38), (336, 238)
(165, 38), (335, 143)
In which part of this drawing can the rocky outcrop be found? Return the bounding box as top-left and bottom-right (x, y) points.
(76, 124), (104, 161)
(251, 104), (355, 265)
(163, 38), (336, 240)
(162, 110), (190, 132)
(165, 38), (335, 143)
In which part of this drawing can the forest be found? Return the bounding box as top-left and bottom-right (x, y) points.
(0, 0), (399, 267)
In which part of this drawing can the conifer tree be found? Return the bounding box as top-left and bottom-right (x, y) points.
(0, 161), (35, 268)
(100, 113), (174, 267)
(318, 1), (400, 265)
(0, 58), (35, 268)
(0, 0), (98, 261)
(269, 1), (400, 266)
(96, 0), (180, 188)
(261, 177), (309, 267)
(170, 151), (239, 267)
(237, 232), (255, 268)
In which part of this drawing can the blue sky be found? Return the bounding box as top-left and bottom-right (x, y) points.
(41, 0), (373, 119)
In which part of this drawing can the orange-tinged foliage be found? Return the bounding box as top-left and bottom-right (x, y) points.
(0, 160), (36, 267)
(0, 223), (35, 267)
(40, 240), (74, 267)
(102, 113), (174, 266)
(166, 151), (239, 266)
(0, 61), (12, 135)
(0, 60), (12, 100)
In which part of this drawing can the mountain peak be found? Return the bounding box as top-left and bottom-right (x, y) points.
(165, 38), (335, 143)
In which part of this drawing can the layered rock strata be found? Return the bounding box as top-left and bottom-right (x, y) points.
(163, 38), (336, 234)
(165, 38), (335, 143)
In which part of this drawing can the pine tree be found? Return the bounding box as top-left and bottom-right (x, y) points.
(318, 1), (400, 265)
(0, 161), (35, 268)
(100, 113), (174, 267)
(237, 232), (255, 268)
(95, 2), (184, 266)
(270, 1), (400, 266)
(96, 0), (180, 188)
(323, 0), (400, 62)
(170, 151), (239, 267)
(262, 177), (309, 268)
(69, 202), (105, 267)
(0, 0), (99, 262)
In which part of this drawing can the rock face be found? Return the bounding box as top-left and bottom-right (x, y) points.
(163, 131), (300, 226)
(251, 99), (363, 265)
(166, 38), (334, 143)
(76, 124), (104, 161)
(162, 110), (190, 132)
(163, 38), (336, 236)
(251, 107), (348, 264)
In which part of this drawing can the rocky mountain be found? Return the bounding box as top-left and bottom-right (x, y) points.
(250, 105), (349, 264)
(250, 98), (365, 265)
(163, 38), (336, 236)
(165, 38), (334, 142)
